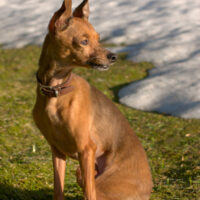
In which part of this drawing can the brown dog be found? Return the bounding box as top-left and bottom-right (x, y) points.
(33, 0), (152, 199)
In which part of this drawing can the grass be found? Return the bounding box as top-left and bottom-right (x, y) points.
(0, 45), (199, 200)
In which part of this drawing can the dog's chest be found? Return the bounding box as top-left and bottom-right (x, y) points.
(45, 98), (60, 124)
(34, 97), (77, 155)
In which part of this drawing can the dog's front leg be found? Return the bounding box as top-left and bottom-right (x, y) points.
(51, 146), (66, 200)
(79, 142), (96, 200)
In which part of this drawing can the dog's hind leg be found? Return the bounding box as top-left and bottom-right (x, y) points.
(96, 184), (150, 200)
(95, 169), (152, 200)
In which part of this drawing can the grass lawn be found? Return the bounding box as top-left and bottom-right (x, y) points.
(0, 45), (199, 200)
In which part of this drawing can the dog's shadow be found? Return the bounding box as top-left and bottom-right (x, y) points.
(0, 183), (82, 200)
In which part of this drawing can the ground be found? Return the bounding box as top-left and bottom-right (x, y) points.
(0, 46), (199, 200)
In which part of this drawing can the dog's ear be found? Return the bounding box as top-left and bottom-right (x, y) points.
(73, 0), (89, 21)
(49, 0), (72, 33)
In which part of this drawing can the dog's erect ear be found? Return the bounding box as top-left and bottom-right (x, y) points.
(49, 0), (72, 33)
(73, 0), (89, 20)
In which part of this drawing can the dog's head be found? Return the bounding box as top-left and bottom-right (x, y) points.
(48, 0), (117, 71)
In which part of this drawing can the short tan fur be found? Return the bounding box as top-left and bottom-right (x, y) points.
(33, 0), (153, 199)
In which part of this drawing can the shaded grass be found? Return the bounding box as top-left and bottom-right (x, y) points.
(0, 46), (199, 200)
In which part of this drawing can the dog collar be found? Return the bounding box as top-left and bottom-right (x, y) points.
(36, 73), (74, 97)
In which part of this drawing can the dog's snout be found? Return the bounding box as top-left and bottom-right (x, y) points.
(107, 53), (117, 63)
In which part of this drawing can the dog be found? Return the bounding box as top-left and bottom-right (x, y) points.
(32, 0), (153, 199)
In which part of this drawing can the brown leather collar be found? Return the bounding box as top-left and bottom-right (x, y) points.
(36, 73), (74, 97)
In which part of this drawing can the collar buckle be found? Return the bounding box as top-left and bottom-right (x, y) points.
(53, 88), (59, 97)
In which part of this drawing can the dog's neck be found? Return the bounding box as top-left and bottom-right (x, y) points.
(37, 34), (73, 86)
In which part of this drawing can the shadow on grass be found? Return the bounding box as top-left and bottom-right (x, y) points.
(0, 183), (82, 200)
(109, 53), (153, 104)
(110, 82), (130, 103)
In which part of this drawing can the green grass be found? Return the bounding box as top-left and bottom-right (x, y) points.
(0, 46), (199, 200)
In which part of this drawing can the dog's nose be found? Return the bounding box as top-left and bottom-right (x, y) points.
(107, 53), (117, 63)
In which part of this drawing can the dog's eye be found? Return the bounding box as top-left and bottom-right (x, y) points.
(81, 39), (89, 46)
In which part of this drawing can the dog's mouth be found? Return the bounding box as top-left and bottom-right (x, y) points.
(86, 62), (109, 71)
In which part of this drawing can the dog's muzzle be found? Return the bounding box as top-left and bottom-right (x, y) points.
(86, 61), (110, 71)
(86, 53), (117, 71)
